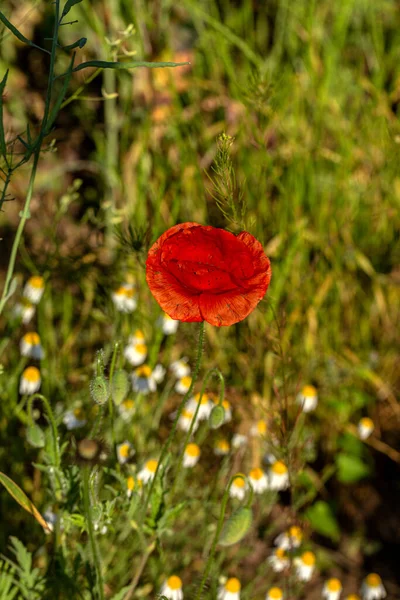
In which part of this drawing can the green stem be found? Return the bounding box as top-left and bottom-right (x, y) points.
(27, 393), (60, 468)
(141, 321), (206, 520)
(103, 58), (118, 249)
(108, 342), (119, 459)
(82, 468), (105, 600)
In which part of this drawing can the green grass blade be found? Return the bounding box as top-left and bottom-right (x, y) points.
(0, 472), (51, 532)
(0, 69), (8, 157)
(0, 12), (51, 55)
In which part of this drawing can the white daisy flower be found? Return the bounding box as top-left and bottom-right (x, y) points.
(186, 392), (213, 420)
(14, 298), (35, 324)
(294, 551), (316, 582)
(296, 385), (318, 413)
(248, 467), (268, 493)
(63, 407), (87, 430)
(117, 441), (134, 464)
(138, 459), (159, 484)
(229, 474), (248, 500)
(268, 461), (290, 491)
(322, 578), (343, 600)
(175, 375), (192, 395)
(232, 433), (248, 449)
(177, 409), (199, 433)
(152, 364), (166, 383)
(160, 575), (183, 600)
(361, 574), (386, 600)
(274, 526), (303, 550)
(266, 587), (284, 600)
(23, 275), (45, 304)
(127, 329), (145, 346)
(131, 365), (159, 394)
(126, 476), (142, 498)
(358, 417), (374, 440)
(20, 332), (44, 359)
(267, 548), (290, 572)
(250, 419), (268, 437)
(170, 358), (191, 379)
(214, 439), (230, 456)
(159, 313), (179, 335)
(218, 577), (241, 600)
(124, 342), (147, 366)
(19, 366), (41, 395)
(118, 398), (135, 421)
(111, 284), (137, 313)
(183, 443), (201, 468)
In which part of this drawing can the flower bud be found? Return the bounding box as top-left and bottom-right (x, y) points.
(90, 375), (109, 405)
(26, 424), (45, 448)
(218, 507), (252, 546)
(111, 369), (129, 406)
(209, 405), (225, 429)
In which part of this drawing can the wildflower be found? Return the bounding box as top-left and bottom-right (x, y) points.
(268, 461), (289, 491)
(117, 441), (134, 465)
(20, 332), (44, 359)
(248, 468), (268, 493)
(297, 385), (318, 413)
(138, 459), (159, 484)
(358, 417), (374, 440)
(170, 358), (190, 379)
(218, 578), (241, 600)
(128, 329), (145, 345)
(294, 551), (316, 582)
(146, 223), (272, 327)
(159, 312), (179, 335)
(118, 398), (135, 421)
(175, 375), (192, 395)
(266, 588), (284, 600)
(14, 298), (35, 324)
(23, 275), (45, 304)
(322, 578), (343, 600)
(250, 419), (268, 437)
(187, 392), (213, 420)
(274, 526), (303, 550)
(346, 596), (361, 600)
(213, 398), (232, 423)
(230, 474), (248, 500)
(63, 407), (87, 430)
(177, 409), (199, 433)
(131, 364), (165, 394)
(111, 284), (137, 313)
(361, 574), (386, 600)
(19, 366), (41, 395)
(127, 476), (142, 498)
(267, 548), (290, 572)
(232, 433), (247, 449)
(124, 342), (147, 366)
(160, 575), (183, 600)
(183, 443), (201, 467)
(214, 439), (230, 456)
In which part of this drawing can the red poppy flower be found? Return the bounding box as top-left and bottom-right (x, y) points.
(146, 222), (271, 327)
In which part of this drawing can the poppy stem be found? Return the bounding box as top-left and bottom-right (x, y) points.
(141, 320), (206, 521)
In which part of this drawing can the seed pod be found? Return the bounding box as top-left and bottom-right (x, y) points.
(111, 369), (129, 406)
(209, 405), (225, 429)
(218, 507), (252, 547)
(90, 375), (109, 405)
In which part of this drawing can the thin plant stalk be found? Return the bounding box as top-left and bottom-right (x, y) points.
(82, 467), (105, 600)
(108, 341), (119, 459)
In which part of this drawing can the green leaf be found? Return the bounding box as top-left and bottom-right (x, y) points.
(0, 13), (50, 55)
(0, 472), (51, 532)
(62, 37), (87, 51)
(336, 453), (371, 483)
(109, 587), (131, 600)
(56, 60), (190, 79)
(305, 501), (340, 542)
(0, 69), (9, 157)
(61, 0), (83, 19)
(47, 54), (75, 133)
(26, 424), (45, 448)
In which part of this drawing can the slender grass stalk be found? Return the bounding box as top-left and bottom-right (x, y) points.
(82, 467), (105, 600)
(108, 341), (119, 459)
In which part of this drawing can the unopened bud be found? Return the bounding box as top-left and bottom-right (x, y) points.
(90, 375), (109, 405)
(111, 369), (129, 406)
(218, 507), (252, 546)
(209, 405), (225, 429)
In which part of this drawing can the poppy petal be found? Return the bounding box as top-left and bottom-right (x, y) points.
(146, 263), (202, 322)
(199, 288), (262, 327)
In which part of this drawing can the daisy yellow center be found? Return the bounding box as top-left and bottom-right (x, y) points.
(272, 461), (287, 475)
(134, 329), (145, 340)
(28, 276), (44, 289)
(250, 468), (264, 480)
(119, 444), (130, 458)
(302, 385), (317, 397)
(289, 526), (302, 540)
(23, 366), (40, 382)
(137, 365), (152, 377)
(185, 443), (200, 457)
(222, 399), (230, 410)
(127, 476), (135, 491)
(135, 344), (147, 355)
(360, 417), (374, 429)
(225, 578), (241, 593)
(167, 575), (182, 590)
(217, 440), (229, 451)
(327, 579), (342, 592)
(125, 288), (135, 298)
(301, 551), (316, 566)
(115, 287), (128, 296)
(347, 595), (360, 600)
(366, 574), (381, 588)
(269, 588), (283, 600)
(146, 459), (158, 473)
(194, 392), (209, 404)
(180, 376), (192, 387)
(24, 332), (40, 345)
(73, 408), (84, 419)
(276, 548), (287, 559)
(122, 399), (134, 410)
(233, 475), (246, 488)
(182, 409), (194, 419)
(257, 420), (267, 434)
